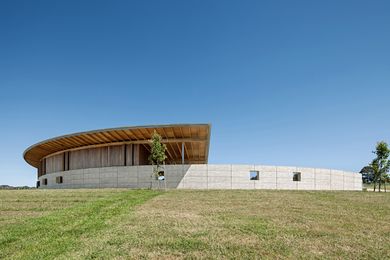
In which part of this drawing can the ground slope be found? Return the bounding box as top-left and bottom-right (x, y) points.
(0, 189), (389, 259)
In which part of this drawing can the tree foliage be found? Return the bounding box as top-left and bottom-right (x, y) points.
(363, 141), (390, 192)
(359, 166), (374, 183)
(148, 131), (167, 176)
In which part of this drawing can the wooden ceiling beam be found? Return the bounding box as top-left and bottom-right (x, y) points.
(187, 127), (195, 161)
(114, 130), (130, 141)
(94, 132), (111, 143)
(128, 129), (142, 140)
(135, 128), (149, 140)
(80, 134), (99, 143)
(56, 138), (79, 147)
(72, 136), (90, 147)
(159, 128), (175, 161)
(75, 135), (92, 145)
(170, 128), (184, 160)
(104, 131), (120, 141)
(123, 130), (138, 141)
(100, 132), (114, 142)
(183, 142), (190, 160)
(162, 128), (179, 160)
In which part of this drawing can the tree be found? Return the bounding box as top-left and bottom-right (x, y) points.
(360, 166), (374, 183)
(363, 141), (390, 192)
(148, 130), (167, 179)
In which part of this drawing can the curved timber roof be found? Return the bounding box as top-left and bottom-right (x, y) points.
(24, 124), (211, 168)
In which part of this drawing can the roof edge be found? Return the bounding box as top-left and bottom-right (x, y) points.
(23, 123), (211, 165)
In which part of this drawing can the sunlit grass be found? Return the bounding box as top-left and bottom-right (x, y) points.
(0, 189), (389, 259)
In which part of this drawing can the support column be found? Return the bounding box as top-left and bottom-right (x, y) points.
(181, 142), (185, 177)
(181, 142), (185, 165)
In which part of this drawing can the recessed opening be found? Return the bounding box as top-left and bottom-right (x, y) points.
(293, 172), (301, 181)
(36, 181), (40, 188)
(56, 176), (63, 184)
(43, 178), (48, 185)
(158, 170), (165, 181)
(250, 170), (259, 180)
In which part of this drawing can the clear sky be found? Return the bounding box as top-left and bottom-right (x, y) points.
(1, 0), (389, 186)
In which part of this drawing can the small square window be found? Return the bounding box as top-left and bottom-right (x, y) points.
(56, 176), (63, 184)
(293, 172), (301, 181)
(250, 170), (259, 180)
(157, 171), (165, 181)
(43, 178), (48, 185)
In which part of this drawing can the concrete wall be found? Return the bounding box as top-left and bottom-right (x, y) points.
(38, 164), (362, 191)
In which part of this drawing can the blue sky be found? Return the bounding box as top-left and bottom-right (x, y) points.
(1, 0), (389, 186)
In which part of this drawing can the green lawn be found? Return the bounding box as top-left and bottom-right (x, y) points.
(0, 189), (389, 259)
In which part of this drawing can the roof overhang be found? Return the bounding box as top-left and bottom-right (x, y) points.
(23, 123), (211, 168)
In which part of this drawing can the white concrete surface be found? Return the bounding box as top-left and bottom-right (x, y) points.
(38, 164), (362, 191)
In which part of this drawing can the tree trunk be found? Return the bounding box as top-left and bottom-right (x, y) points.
(374, 181), (377, 192)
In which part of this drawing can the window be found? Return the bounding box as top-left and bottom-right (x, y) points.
(43, 178), (48, 185)
(250, 170), (259, 180)
(293, 172), (301, 181)
(56, 176), (63, 184)
(157, 170), (165, 181)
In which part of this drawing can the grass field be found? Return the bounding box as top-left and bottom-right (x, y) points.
(0, 189), (389, 259)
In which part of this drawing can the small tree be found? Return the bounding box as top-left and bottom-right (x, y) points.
(148, 131), (167, 179)
(363, 141), (390, 192)
(360, 166), (374, 183)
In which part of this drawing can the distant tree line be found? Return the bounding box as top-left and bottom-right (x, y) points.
(0, 185), (34, 190)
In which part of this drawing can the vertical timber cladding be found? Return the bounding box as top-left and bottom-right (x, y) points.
(133, 144), (139, 166)
(45, 153), (64, 174)
(41, 143), (155, 172)
(125, 144), (133, 166)
(101, 146), (109, 167)
(109, 145), (125, 166)
(37, 161), (41, 177)
(69, 149), (85, 170)
(85, 148), (99, 168)
(37, 160), (45, 177)
(57, 144), (143, 171)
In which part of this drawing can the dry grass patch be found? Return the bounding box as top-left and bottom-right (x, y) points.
(64, 190), (390, 259)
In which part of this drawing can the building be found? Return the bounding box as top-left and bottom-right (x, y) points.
(23, 124), (362, 190)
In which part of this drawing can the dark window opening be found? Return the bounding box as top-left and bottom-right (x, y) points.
(63, 153), (66, 171)
(67, 152), (70, 170)
(131, 144), (135, 166)
(124, 144), (127, 166)
(293, 172), (301, 181)
(56, 176), (63, 184)
(43, 178), (48, 185)
(250, 170), (259, 180)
